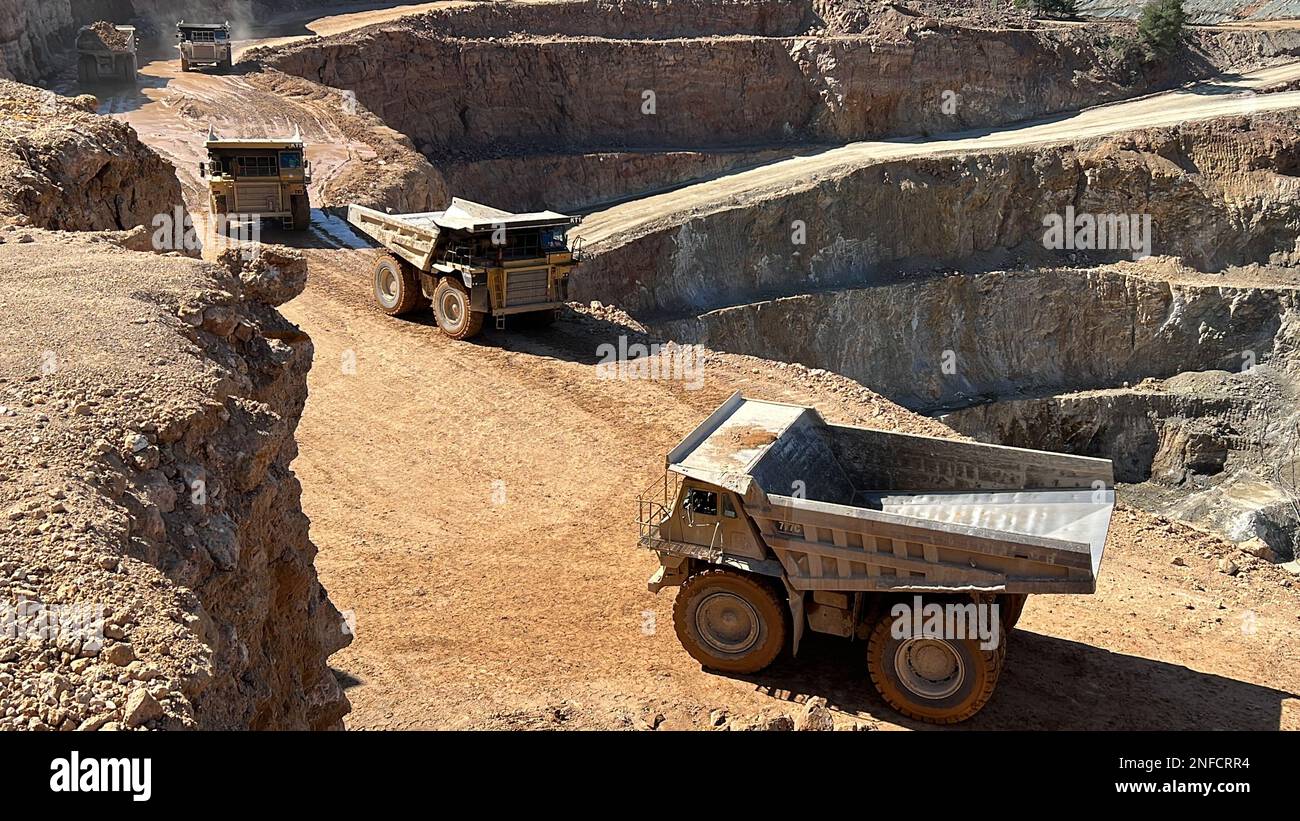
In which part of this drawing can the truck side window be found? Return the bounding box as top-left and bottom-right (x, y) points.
(721, 495), (737, 518)
(683, 488), (717, 517)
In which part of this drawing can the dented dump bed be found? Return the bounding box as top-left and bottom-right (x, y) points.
(667, 393), (1115, 594)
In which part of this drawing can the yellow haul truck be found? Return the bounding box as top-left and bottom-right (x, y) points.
(345, 199), (582, 340)
(177, 21), (233, 73)
(638, 393), (1116, 723)
(201, 127), (312, 231)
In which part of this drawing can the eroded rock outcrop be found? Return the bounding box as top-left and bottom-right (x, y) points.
(0, 235), (350, 730)
(257, 0), (1300, 164)
(0, 77), (349, 730)
(0, 80), (181, 231)
(581, 113), (1300, 315)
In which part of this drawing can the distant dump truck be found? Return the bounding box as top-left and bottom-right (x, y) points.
(345, 199), (582, 340)
(76, 22), (138, 84)
(638, 393), (1116, 723)
(201, 127), (312, 231)
(177, 21), (233, 72)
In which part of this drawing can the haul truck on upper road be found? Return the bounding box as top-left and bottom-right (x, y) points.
(638, 393), (1116, 723)
(346, 198), (582, 340)
(177, 21), (233, 73)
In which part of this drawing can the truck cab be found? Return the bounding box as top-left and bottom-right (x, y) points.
(202, 129), (312, 231)
(177, 22), (232, 72)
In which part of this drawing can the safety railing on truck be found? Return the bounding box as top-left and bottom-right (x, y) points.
(635, 471), (723, 561)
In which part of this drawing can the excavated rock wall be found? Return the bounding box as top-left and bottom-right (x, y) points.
(259, 25), (1217, 162)
(441, 147), (792, 213)
(659, 268), (1300, 410)
(0, 236), (351, 730)
(578, 115), (1300, 315)
(258, 2), (1300, 165)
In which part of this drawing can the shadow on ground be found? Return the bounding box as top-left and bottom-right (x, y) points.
(736, 630), (1295, 730)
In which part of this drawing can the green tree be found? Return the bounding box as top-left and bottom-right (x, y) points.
(1138, 0), (1187, 53)
(1017, 0), (1080, 17)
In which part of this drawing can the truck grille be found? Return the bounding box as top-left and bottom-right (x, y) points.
(234, 183), (283, 214)
(503, 267), (550, 307)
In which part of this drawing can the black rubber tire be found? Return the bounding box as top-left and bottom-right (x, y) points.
(432, 277), (484, 340)
(1001, 594), (1029, 633)
(866, 607), (1004, 724)
(672, 569), (787, 675)
(290, 195), (311, 231)
(372, 254), (422, 317)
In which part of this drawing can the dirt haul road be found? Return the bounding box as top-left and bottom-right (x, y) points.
(107, 9), (1300, 729)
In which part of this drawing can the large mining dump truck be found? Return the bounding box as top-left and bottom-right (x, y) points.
(201, 128), (312, 231)
(638, 393), (1116, 723)
(177, 21), (233, 72)
(76, 22), (138, 84)
(346, 199), (582, 340)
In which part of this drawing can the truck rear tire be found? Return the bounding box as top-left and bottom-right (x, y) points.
(432, 278), (484, 340)
(372, 254), (423, 317)
(866, 608), (1003, 724)
(1001, 594), (1028, 633)
(672, 569), (786, 675)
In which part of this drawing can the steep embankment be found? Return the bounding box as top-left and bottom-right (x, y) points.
(0, 80), (350, 729)
(0, 79), (180, 230)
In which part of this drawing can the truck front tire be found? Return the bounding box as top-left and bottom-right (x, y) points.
(866, 609), (1003, 724)
(432, 278), (484, 340)
(291, 195), (310, 231)
(672, 569), (786, 675)
(372, 254), (424, 317)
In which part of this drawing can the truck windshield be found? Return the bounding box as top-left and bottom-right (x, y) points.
(279, 153), (303, 169)
(683, 489), (717, 516)
(541, 228), (567, 252)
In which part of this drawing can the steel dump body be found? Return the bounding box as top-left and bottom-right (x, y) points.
(653, 393), (1114, 595)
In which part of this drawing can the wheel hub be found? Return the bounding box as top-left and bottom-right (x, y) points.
(377, 268), (398, 306)
(894, 638), (964, 700)
(441, 292), (462, 325)
(695, 592), (760, 655)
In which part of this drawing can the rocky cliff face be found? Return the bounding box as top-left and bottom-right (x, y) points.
(257, 2), (1300, 164)
(0, 80), (181, 230)
(0, 235), (351, 730)
(0, 78), (349, 730)
(660, 267), (1300, 411)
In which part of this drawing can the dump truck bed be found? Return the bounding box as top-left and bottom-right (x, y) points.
(666, 393), (1115, 594)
